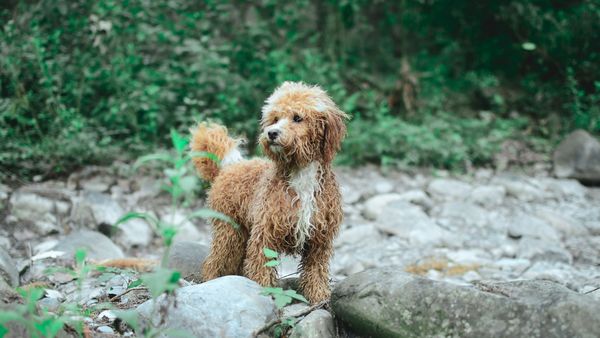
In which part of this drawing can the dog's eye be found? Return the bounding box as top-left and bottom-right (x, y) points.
(272, 117), (279, 124)
(293, 115), (303, 123)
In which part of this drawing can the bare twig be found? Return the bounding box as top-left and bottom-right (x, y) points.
(252, 300), (328, 337)
(109, 286), (147, 302)
(584, 286), (600, 294)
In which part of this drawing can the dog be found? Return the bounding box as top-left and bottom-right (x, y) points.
(190, 82), (349, 303)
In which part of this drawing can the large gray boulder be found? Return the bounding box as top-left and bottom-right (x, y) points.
(554, 130), (600, 184)
(136, 276), (277, 338)
(332, 268), (600, 338)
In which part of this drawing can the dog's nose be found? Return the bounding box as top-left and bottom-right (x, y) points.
(268, 130), (279, 141)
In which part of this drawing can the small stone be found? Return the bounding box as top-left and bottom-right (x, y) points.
(167, 241), (209, 280)
(0, 247), (18, 287)
(506, 213), (560, 242)
(98, 310), (117, 322)
(426, 178), (473, 200)
(289, 309), (335, 338)
(469, 185), (506, 207)
(96, 326), (114, 334)
(334, 225), (383, 248)
(53, 229), (124, 261)
(374, 180), (395, 194)
(362, 193), (405, 220)
(462, 270), (481, 282)
(517, 237), (572, 263)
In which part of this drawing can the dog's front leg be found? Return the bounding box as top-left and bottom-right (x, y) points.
(299, 239), (333, 304)
(243, 227), (277, 286)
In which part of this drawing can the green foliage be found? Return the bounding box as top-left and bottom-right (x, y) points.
(1, 0), (599, 179)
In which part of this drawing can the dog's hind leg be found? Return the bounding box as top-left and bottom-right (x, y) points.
(201, 220), (248, 281)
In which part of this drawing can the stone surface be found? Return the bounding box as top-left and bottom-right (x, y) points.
(166, 241), (208, 280)
(554, 129), (600, 183)
(376, 201), (450, 245)
(506, 213), (560, 242)
(332, 268), (600, 338)
(469, 185), (506, 206)
(427, 178), (472, 200)
(289, 309), (335, 338)
(0, 247), (18, 287)
(53, 229), (124, 260)
(362, 193), (404, 220)
(136, 276), (277, 338)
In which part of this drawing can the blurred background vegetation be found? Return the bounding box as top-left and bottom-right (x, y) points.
(1, 0), (599, 180)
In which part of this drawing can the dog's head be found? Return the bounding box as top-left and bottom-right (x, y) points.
(259, 82), (350, 167)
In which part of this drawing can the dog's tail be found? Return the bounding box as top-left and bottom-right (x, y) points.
(190, 122), (244, 182)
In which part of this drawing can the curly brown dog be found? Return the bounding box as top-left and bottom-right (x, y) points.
(190, 82), (349, 303)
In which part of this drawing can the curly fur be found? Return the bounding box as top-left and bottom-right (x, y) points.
(190, 81), (349, 303)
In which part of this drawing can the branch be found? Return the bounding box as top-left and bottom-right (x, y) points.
(252, 300), (328, 337)
(109, 286), (147, 302)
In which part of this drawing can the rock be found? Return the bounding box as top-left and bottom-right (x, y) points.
(376, 201), (451, 246)
(535, 208), (588, 237)
(426, 178), (472, 200)
(136, 276), (277, 338)
(361, 193), (404, 220)
(468, 185), (506, 207)
(395, 189), (433, 210)
(0, 183), (9, 201)
(554, 129), (600, 184)
(161, 211), (206, 244)
(517, 237), (572, 263)
(565, 236), (600, 265)
(0, 237), (10, 251)
(289, 309), (335, 338)
(492, 175), (546, 201)
(0, 247), (18, 287)
(53, 230), (124, 261)
(96, 326), (114, 334)
(71, 191), (152, 247)
(166, 241), (208, 280)
(506, 213), (560, 242)
(9, 190), (63, 235)
(332, 268), (600, 338)
(70, 191), (122, 227)
(334, 225), (384, 248)
(543, 178), (587, 199)
(374, 180), (395, 194)
(521, 262), (582, 291)
(114, 217), (153, 247)
(435, 202), (489, 228)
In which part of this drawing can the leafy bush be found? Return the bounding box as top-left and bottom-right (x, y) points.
(1, 0), (598, 178)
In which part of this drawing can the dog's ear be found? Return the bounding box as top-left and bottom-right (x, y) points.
(321, 108), (348, 163)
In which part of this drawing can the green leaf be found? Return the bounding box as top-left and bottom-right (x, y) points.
(133, 153), (175, 170)
(284, 289), (309, 303)
(0, 311), (22, 323)
(264, 260), (280, 267)
(170, 129), (189, 154)
(115, 212), (159, 230)
(161, 227), (177, 246)
(274, 293), (292, 308)
(34, 317), (64, 338)
(186, 151), (221, 166)
(127, 279), (143, 289)
(74, 248), (86, 266)
(521, 42), (536, 51)
(263, 247), (278, 259)
(113, 310), (139, 331)
(182, 209), (239, 229)
(0, 324), (8, 338)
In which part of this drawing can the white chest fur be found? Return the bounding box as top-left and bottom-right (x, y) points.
(289, 162), (321, 250)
